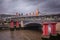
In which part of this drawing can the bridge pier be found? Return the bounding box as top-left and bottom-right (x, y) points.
(56, 22), (60, 40)
(16, 21), (20, 30)
(49, 23), (57, 40)
(50, 23), (57, 36)
(10, 20), (14, 31)
(42, 23), (50, 40)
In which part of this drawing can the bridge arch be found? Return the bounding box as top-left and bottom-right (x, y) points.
(24, 22), (41, 25)
(24, 22), (43, 32)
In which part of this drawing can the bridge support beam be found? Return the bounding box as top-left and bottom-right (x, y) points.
(10, 20), (14, 31)
(21, 21), (24, 27)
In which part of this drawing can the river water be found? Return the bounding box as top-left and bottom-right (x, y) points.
(0, 30), (42, 40)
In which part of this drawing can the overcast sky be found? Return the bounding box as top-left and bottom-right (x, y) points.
(0, 0), (60, 15)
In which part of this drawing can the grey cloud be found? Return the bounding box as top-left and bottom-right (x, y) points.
(40, 0), (60, 13)
(0, 0), (60, 14)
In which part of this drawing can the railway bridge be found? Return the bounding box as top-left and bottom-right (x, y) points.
(7, 14), (60, 37)
(0, 14), (59, 40)
(10, 14), (60, 27)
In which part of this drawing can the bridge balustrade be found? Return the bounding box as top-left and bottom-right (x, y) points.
(8, 14), (60, 23)
(11, 17), (59, 22)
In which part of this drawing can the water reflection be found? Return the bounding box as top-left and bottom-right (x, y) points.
(0, 30), (42, 40)
(10, 31), (14, 40)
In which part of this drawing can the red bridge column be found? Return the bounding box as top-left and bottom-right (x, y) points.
(41, 23), (50, 40)
(42, 23), (49, 36)
(51, 22), (57, 36)
(10, 20), (14, 31)
(16, 21), (20, 30)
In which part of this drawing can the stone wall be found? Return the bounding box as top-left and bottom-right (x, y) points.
(56, 22), (60, 34)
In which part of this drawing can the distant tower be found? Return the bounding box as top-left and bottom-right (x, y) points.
(35, 9), (39, 16)
(16, 12), (19, 16)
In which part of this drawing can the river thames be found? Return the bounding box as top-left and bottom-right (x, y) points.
(0, 30), (42, 40)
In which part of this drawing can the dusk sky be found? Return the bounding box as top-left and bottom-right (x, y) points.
(0, 0), (60, 15)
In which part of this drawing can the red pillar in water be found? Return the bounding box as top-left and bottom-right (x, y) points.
(51, 23), (56, 35)
(10, 20), (14, 28)
(42, 23), (49, 36)
(16, 21), (19, 28)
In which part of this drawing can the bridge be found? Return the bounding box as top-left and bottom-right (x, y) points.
(0, 13), (60, 40)
(9, 14), (60, 37)
(8, 14), (60, 27)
